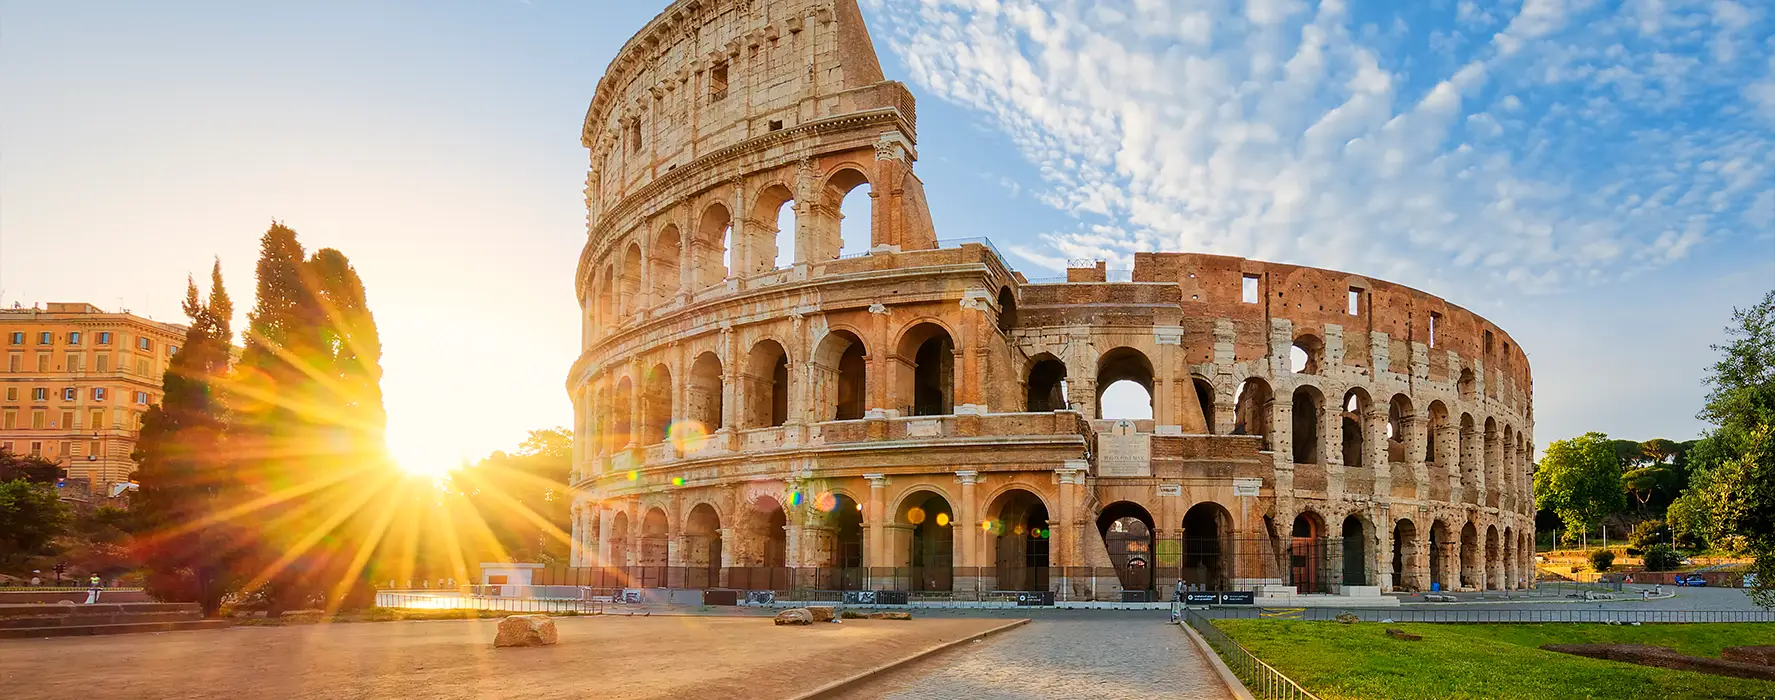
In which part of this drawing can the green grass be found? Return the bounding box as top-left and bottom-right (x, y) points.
(1212, 620), (1775, 700)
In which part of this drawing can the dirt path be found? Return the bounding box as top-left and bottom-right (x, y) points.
(0, 615), (1014, 699)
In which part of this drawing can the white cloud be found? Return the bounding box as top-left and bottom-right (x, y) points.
(876, 0), (1775, 298)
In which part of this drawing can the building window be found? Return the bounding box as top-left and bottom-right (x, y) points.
(7, 355), (17, 372)
(136, 359), (150, 375)
(4, 387), (14, 400)
(169, 345), (179, 356)
(1348, 287), (1363, 316)
(134, 391), (149, 405)
(138, 337), (152, 351)
(1241, 274), (1260, 304)
(8, 332), (22, 345)
(68, 331), (82, 345)
(36, 355), (49, 373)
(89, 440), (100, 457)
(92, 388), (107, 402)
(1429, 312), (1443, 348)
(29, 441), (41, 456)
(66, 353), (83, 372)
(96, 354), (109, 372)
(31, 411), (46, 429)
(90, 410), (103, 430)
(60, 411), (72, 430)
(62, 388), (77, 402)
(58, 441), (71, 458)
(2, 412), (13, 429)
(710, 64), (729, 102)
(1, 442), (10, 453)
(32, 388), (47, 402)
(98, 332), (111, 345)
(38, 332), (53, 345)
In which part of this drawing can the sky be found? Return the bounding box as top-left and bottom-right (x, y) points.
(1, 0), (1770, 474)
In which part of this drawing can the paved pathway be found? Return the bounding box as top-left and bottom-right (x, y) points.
(831, 614), (1232, 700)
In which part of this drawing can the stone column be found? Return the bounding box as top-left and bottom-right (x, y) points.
(569, 505), (584, 566)
(955, 470), (980, 593)
(865, 474), (888, 582)
(1405, 415), (1427, 500)
(1367, 403), (1389, 496)
(1055, 464), (1085, 597)
(597, 508), (616, 569)
(1461, 423), (1482, 505)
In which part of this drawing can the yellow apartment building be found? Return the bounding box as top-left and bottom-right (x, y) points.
(0, 302), (189, 488)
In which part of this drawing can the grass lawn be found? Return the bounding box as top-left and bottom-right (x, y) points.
(1213, 620), (1775, 700)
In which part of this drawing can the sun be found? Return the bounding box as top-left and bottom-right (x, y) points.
(389, 442), (459, 478)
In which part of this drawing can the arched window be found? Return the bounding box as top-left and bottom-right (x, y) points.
(1458, 367), (1477, 401)
(1193, 377), (1216, 435)
(1342, 389), (1370, 468)
(651, 226), (681, 304)
(812, 331), (868, 421)
(695, 203), (732, 288)
(1292, 386), (1323, 464)
(1096, 347), (1154, 420)
(896, 323), (954, 416)
(1387, 394), (1412, 463)
(743, 340), (790, 428)
(688, 352), (723, 436)
(611, 377), (634, 448)
(752, 184), (796, 274)
(1025, 355), (1068, 412)
(642, 363), (673, 445)
(996, 287), (1017, 333)
(1233, 378), (1273, 450)
(621, 243), (644, 314)
(830, 168), (873, 259)
(1291, 334), (1324, 374)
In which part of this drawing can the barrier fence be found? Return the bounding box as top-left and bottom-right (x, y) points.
(374, 591), (605, 614)
(1184, 610), (1321, 700)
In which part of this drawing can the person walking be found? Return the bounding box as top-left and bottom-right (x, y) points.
(85, 574), (102, 604)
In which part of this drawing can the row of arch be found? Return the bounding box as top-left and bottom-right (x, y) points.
(587, 323), (956, 453)
(590, 167), (875, 324)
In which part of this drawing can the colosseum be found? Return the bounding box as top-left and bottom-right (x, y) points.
(565, 0), (1536, 602)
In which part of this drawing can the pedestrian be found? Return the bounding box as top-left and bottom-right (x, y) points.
(1173, 578), (1184, 602)
(85, 574), (102, 604)
(30, 573), (42, 587)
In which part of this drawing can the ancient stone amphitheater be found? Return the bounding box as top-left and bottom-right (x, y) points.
(566, 0), (1535, 601)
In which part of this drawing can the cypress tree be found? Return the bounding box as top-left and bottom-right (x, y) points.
(131, 261), (239, 615)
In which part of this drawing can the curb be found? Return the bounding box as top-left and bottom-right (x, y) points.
(785, 618), (1031, 700)
(1400, 592), (1679, 606)
(1178, 622), (1256, 700)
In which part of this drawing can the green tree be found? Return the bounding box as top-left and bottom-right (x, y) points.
(0, 451), (62, 484)
(1665, 490), (1710, 549)
(130, 262), (243, 615)
(0, 479), (69, 566)
(1696, 425), (1775, 606)
(1588, 549), (1615, 572)
(451, 428), (573, 564)
(1535, 433), (1628, 539)
(1641, 544), (1681, 572)
(1625, 520), (1669, 556)
(1685, 290), (1775, 607)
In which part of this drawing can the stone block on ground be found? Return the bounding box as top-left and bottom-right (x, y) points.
(1385, 628), (1422, 641)
(807, 606), (835, 622)
(1335, 613), (1359, 624)
(494, 615), (558, 647)
(774, 608), (814, 626)
(867, 611), (912, 620)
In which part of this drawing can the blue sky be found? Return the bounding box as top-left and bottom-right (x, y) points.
(2, 0), (1770, 471)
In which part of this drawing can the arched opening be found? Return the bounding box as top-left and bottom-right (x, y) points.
(1193, 377), (1216, 435)
(694, 203), (733, 288)
(812, 331), (868, 422)
(1292, 386), (1323, 464)
(1387, 394), (1412, 463)
(1025, 354), (1068, 412)
(642, 363), (673, 446)
(1096, 501), (1155, 593)
(687, 352), (723, 438)
(1458, 367), (1477, 401)
(1460, 413), (1478, 500)
(1341, 515), (1368, 586)
(1503, 526), (1517, 590)
(1485, 524), (1501, 590)
(1233, 378), (1274, 450)
(608, 512), (630, 568)
(898, 491), (953, 591)
(896, 323), (954, 416)
(1342, 389), (1370, 467)
(1290, 512), (1329, 593)
(1096, 347), (1155, 420)
(1460, 521), (1480, 590)
(743, 340), (790, 429)
(818, 492), (865, 590)
(1393, 518), (1420, 591)
(1426, 400), (1450, 469)
(996, 287), (1017, 333)
(742, 496), (788, 570)
(987, 489), (1051, 592)
(1502, 424), (1516, 504)
(596, 270), (614, 331)
(652, 225), (681, 304)
(684, 504), (722, 588)
(831, 169), (873, 259)
(1429, 520), (1451, 590)
(751, 183), (797, 273)
(1484, 417), (1500, 507)
(621, 243), (644, 314)
(640, 507), (670, 567)
(1181, 502), (1234, 591)
(611, 377), (634, 448)
(1291, 334), (1324, 374)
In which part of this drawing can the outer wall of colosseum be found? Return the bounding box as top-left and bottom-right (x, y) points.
(565, 0), (1536, 599)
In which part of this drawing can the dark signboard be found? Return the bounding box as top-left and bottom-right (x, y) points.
(1185, 592), (1220, 605)
(703, 589), (738, 606)
(1219, 591), (1255, 605)
(1016, 591), (1055, 606)
(875, 590), (909, 605)
(842, 590), (878, 605)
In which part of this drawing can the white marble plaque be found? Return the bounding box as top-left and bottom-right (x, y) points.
(1097, 420), (1151, 477)
(1158, 484), (1183, 497)
(1233, 477), (1263, 497)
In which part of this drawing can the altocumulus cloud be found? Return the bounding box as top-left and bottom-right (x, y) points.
(867, 0), (1773, 296)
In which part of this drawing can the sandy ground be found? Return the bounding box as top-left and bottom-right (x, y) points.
(0, 615), (1016, 700)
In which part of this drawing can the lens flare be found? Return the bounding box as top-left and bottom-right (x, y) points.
(789, 491), (804, 507)
(906, 507), (926, 525)
(627, 470), (639, 481)
(815, 492), (838, 512)
(666, 419), (710, 454)
(935, 512), (950, 527)
(671, 476), (685, 486)
(1013, 524), (1025, 535)
(981, 519), (994, 532)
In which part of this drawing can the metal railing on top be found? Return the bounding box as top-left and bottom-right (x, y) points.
(935, 236), (1006, 263)
(1184, 610), (1321, 700)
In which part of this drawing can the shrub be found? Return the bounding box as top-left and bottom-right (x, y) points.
(1641, 544), (1681, 572)
(1589, 549), (1615, 572)
(1626, 520), (1670, 556)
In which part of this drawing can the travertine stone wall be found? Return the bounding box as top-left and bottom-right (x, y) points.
(567, 0), (1537, 596)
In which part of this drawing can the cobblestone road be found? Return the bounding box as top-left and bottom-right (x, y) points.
(830, 614), (1232, 700)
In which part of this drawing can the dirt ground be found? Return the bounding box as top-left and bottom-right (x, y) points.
(0, 615), (1018, 699)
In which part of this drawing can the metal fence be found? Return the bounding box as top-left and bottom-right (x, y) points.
(1184, 610), (1321, 700)
(374, 591), (605, 614)
(1196, 607), (1775, 624)
(528, 564), (1264, 599)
